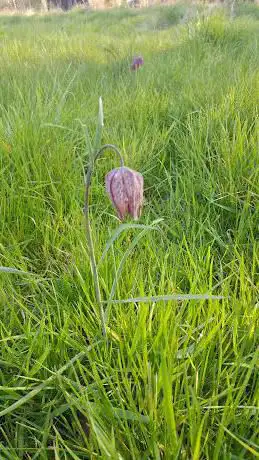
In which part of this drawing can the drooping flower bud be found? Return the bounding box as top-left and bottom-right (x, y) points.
(131, 56), (144, 71)
(105, 167), (144, 221)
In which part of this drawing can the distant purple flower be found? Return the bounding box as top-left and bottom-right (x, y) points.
(131, 56), (144, 71)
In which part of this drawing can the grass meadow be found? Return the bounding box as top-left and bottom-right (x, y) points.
(0, 3), (258, 458)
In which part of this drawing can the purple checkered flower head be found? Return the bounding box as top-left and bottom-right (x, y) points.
(105, 167), (144, 221)
(131, 56), (144, 71)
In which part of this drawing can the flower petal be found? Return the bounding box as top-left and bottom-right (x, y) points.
(105, 167), (144, 221)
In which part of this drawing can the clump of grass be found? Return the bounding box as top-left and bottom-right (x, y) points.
(0, 4), (258, 458)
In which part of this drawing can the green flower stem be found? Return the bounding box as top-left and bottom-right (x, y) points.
(84, 143), (125, 338)
(94, 144), (125, 167)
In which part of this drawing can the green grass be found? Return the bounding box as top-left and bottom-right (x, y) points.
(0, 3), (258, 458)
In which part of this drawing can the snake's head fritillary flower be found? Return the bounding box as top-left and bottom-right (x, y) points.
(105, 167), (144, 221)
(131, 56), (144, 71)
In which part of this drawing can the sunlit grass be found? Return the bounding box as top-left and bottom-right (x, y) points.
(0, 4), (258, 458)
